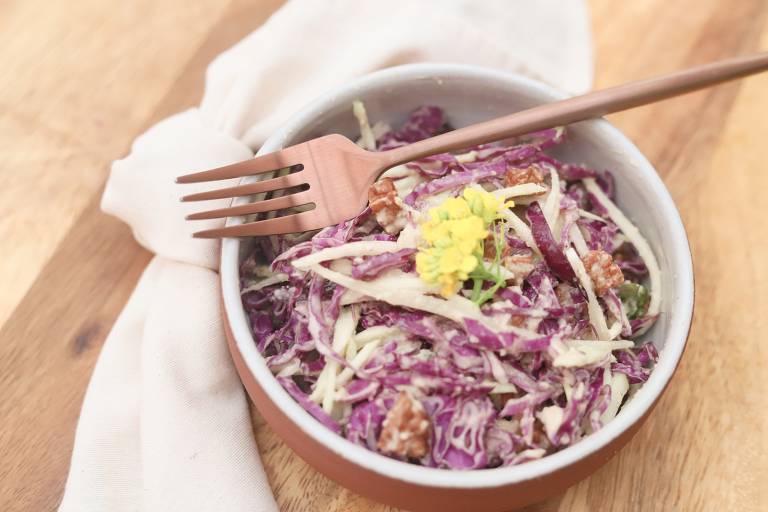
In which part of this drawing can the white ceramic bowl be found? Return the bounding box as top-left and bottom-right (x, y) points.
(220, 63), (694, 511)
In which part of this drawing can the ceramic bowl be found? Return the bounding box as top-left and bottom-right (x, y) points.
(220, 63), (694, 511)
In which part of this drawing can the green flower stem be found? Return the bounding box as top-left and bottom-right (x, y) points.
(469, 259), (506, 306)
(476, 279), (504, 306)
(467, 223), (510, 306)
(470, 277), (483, 302)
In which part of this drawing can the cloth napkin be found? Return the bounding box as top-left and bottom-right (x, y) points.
(59, 1), (592, 510)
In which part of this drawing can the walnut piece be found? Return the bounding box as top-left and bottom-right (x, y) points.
(581, 250), (624, 295)
(503, 252), (535, 283)
(377, 391), (431, 459)
(504, 165), (545, 187)
(483, 236), (512, 260)
(368, 178), (405, 234)
(508, 315), (526, 328)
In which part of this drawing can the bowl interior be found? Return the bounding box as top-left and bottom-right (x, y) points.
(221, 64), (693, 488)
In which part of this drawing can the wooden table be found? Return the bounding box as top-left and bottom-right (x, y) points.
(1, 1), (766, 510)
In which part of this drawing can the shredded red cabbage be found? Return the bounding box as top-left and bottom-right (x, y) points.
(240, 106), (660, 470)
(527, 202), (577, 283)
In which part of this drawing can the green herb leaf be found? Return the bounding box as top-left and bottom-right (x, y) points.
(618, 282), (650, 320)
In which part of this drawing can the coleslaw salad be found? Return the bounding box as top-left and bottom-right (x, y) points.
(237, 102), (663, 470)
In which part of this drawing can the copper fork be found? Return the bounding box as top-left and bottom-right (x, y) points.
(178, 52), (768, 238)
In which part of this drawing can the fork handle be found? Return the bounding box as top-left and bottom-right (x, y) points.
(383, 52), (768, 165)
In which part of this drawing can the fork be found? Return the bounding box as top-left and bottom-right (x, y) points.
(178, 52), (768, 238)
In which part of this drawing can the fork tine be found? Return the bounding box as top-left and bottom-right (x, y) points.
(193, 210), (327, 238)
(176, 149), (300, 184)
(186, 191), (312, 220)
(180, 173), (307, 202)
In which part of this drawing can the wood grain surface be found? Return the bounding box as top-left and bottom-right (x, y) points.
(1, 1), (766, 510)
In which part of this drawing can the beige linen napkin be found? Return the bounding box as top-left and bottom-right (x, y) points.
(59, 1), (592, 510)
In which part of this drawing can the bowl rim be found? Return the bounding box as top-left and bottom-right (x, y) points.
(220, 62), (694, 488)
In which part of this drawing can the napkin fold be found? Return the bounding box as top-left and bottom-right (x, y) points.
(60, 1), (592, 510)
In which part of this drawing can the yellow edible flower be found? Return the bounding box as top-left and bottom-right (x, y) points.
(416, 246), (477, 297)
(416, 187), (510, 297)
(447, 216), (486, 253)
(463, 188), (501, 224)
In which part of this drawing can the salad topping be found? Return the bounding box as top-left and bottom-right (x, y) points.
(240, 102), (661, 469)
